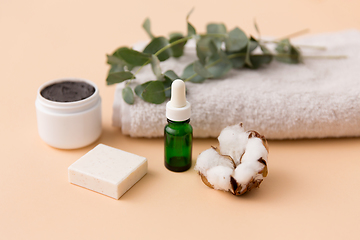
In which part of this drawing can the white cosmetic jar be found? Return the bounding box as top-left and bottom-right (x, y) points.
(35, 78), (102, 149)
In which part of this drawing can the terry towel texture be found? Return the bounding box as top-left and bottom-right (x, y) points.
(113, 30), (360, 139)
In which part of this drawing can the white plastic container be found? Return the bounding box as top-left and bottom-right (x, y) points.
(35, 78), (102, 149)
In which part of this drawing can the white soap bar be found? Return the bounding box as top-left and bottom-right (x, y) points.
(68, 144), (147, 199)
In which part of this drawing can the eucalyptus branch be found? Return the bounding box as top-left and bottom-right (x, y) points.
(106, 13), (347, 105)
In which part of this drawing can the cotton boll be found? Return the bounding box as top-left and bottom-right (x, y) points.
(206, 166), (234, 191)
(232, 162), (265, 195)
(196, 124), (269, 196)
(218, 123), (248, 165)
(232, 162), (256, 187)
(194, 148), (234, 176)
(241, 137), (268, 164)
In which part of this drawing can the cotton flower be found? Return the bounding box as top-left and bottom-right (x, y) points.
(195, 123), (269, 196)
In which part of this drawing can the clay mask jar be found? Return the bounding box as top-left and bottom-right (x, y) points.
(35, 78), (102, 149)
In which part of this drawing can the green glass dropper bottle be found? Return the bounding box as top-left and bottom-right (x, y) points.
(164, 79), (193, 172)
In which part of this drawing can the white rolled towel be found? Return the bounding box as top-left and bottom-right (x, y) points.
(112, 29), (360, 139)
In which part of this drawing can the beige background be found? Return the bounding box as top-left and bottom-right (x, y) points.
(1, 0), (360, 239)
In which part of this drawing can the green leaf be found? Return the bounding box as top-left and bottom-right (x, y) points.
(186, 8), (196, 37)
(245, 39), (273, 69)
(115, 47), (151, 66)
(275, 39), (291, 53)
(187, 22), (196, 37)
(143, 18), (154, 39)
(244, 36), (260, 68)
(163, 70), (179, 98)
(169, 33), (187, 58)
(110, 50), (135, 71)
(275, 52), (301, 64)
(226, 52), (246, 68)
(275, 39), (302, 64)
(150, 55), (162, 80)
(164, 70), (180, 81)
(143, 37), (172, 61)
(134, 82), (151, 99)
(193, 60), (213, 78)
(181, 63), (206, 83)
(206, 23), (227, 49)
(106, 71), (135, 85)
(249, 36), (259, 52)
(207, 51), (232, 78)
(225, 27), (248, 52)
(206, 23), (227, 35)
(141, 81), (166, 104)
(108, 64), (124, 73)
(122, 87), (135, 104)
(107, 54), (129, 72)
(196, 37), (218, 64)
(248, 54), (273, 69)
(107, 54), (123, 65)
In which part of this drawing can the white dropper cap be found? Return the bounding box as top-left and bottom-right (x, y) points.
(166, 79), (191, 122)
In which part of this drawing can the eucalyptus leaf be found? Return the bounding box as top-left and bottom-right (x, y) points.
(143, 37), (172, 61)
(275, 52), (301, 64)
(206, 23), (227, 49)
(141, 81), (166, 104)
(134, 82), (151, 99)
(143, 18), (154, 39)
(106, 54), (124, 65)
(109, 64), (124, 73)
(248, 54), (273, 69)
(196, 37), (218, 64)
(275, 39), (302, 63)
(275, 39), (291, 53)
(122, 86), (135, 104)
(115, 47), (151, 66)
(249, 36), (259, 52)
(186, 8), (196, 37)
(187, 22), (196, 37)
(169, 33), (187, 58)
(106, 71), (134, 85)
(194, 60), (213, 78)
(164, 70), (180, 81)
(207, 51), (232, 78)
(225, 27), (248, 52)
(227, 52), (245, 68)
(107, 48), (134, 72)
(196, 43), (207, 64)
(181, 63), (206, 83)
(163, 70), (180, 97)
(107, 53), (125, 73)
(150, 55), (162, 80)
(206, 23), (227, 35)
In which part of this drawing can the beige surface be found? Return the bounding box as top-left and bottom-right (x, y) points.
(1, 0), (360, 239)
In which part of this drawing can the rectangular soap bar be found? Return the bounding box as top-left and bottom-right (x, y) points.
(68, 144), (147, 199)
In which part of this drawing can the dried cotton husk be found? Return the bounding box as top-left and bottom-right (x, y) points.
(194, 123), (269, 196)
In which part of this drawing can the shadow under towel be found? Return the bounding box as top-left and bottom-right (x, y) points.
(112, 30), (360, 139)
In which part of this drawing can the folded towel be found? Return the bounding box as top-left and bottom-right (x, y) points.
(112, 29), (360, 139)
